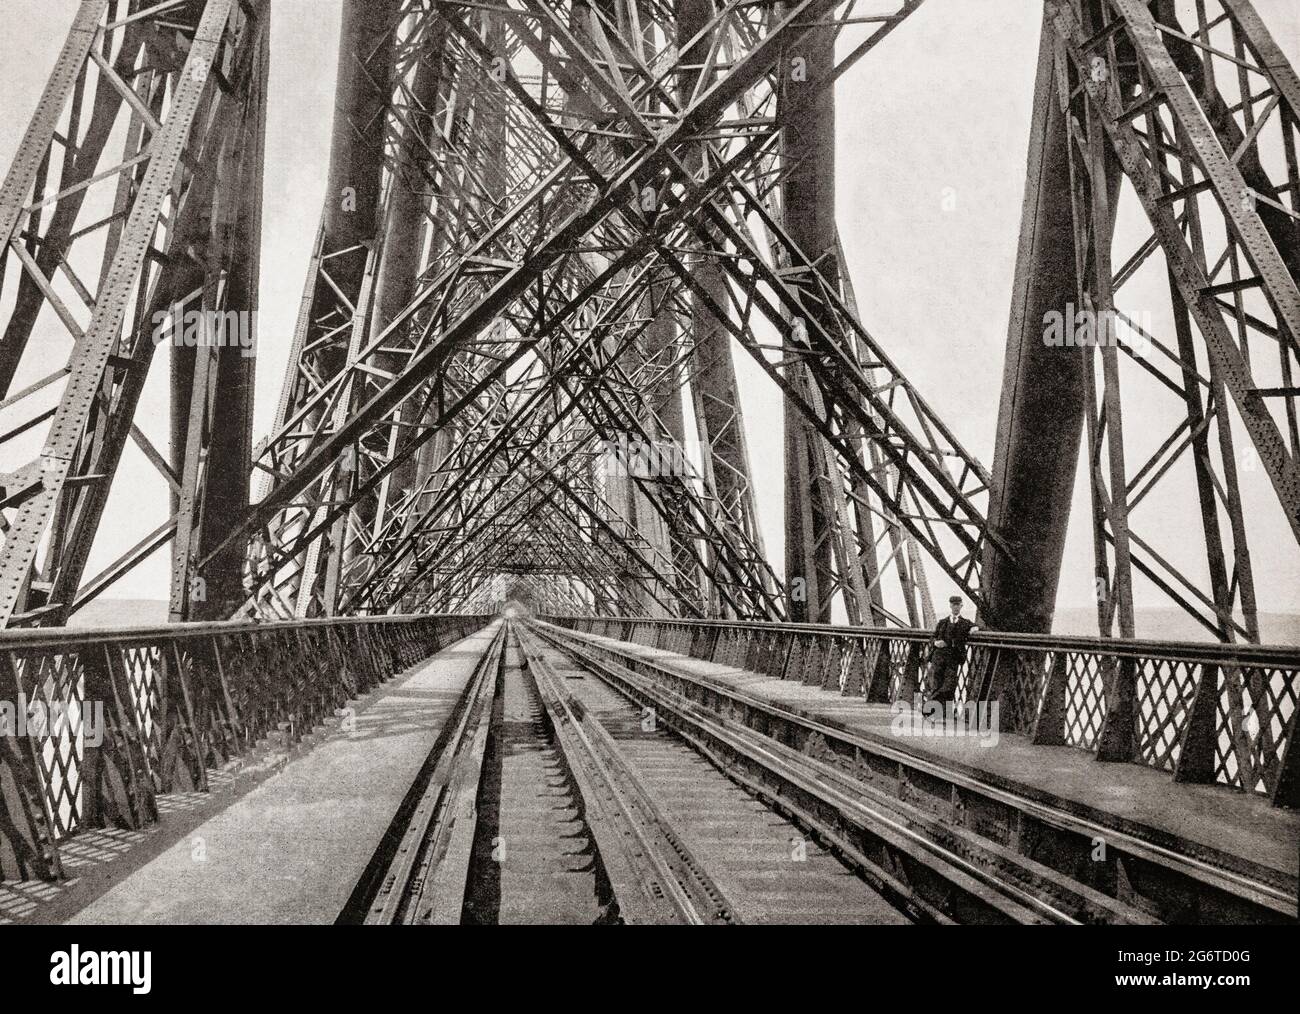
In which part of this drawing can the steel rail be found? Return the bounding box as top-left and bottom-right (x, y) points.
(514, 620), (738, 925)
(534, 618), (1298, 923)
(528, 619), (1065, 924)
(356, 622), (506, 924)
(540, 611), (1300, 809)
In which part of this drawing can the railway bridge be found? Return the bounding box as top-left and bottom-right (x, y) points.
(0, 0), (1297, 926)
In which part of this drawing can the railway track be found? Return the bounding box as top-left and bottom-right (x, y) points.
(345, 619), (912, 924)
(353, 615), (1263, 924)
(459, 626), (619, 925)
(532, 621), (1298, 925)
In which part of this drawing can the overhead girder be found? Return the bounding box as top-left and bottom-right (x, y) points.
(390, 0), (930, 618)
(250, 0), (977, 618)
(218, 0), (866, 619)
(4, 1), (1297, 641)
(241, 0), (993, 626)
(351, 265), (762, 618)
(287, 248), (727, 617)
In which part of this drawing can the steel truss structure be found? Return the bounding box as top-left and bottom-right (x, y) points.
(0, 0), (1296, 647)
(1047, 0), (1300, 641)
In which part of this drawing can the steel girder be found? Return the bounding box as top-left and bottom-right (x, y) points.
(525, 0), (953, 623)
(218, 0), (884, 620)
(7, 2), (1293, 639)
(1037, 0), (1300, 641)
(249, 0), (402, 619)
(674, 0), (770, 616)
(352, 330), (699, 616)
(777, 0), (841, 623)
(0, 0), (270, 627)
(358, 272), (775, 618)
(234, 0), (990, 624)
(165, 25), (266, 623)
(982, 17), (1093, 636)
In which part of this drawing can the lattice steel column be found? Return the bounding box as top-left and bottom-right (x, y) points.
(1042, 0), (1300, 640)
(0, 0), (271, 627)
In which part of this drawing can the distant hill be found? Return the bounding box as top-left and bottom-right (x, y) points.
(1052, 607), (1300, 646)
(66, 598), (168, 628)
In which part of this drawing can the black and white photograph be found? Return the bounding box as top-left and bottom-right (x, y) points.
(0, 0), (1296, 997)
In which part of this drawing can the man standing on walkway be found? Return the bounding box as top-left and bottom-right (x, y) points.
(928, 596), (978, 705)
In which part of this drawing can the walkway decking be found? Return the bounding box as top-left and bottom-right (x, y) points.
(7, 622), (500, 925)
(553, 624), (1299, 899)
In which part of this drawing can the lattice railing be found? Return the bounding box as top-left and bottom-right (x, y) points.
(542, 615), (1300, 808)
(0, 613), (487, 882)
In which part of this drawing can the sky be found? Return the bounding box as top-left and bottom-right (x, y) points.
(0, 0), (1297, 629)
